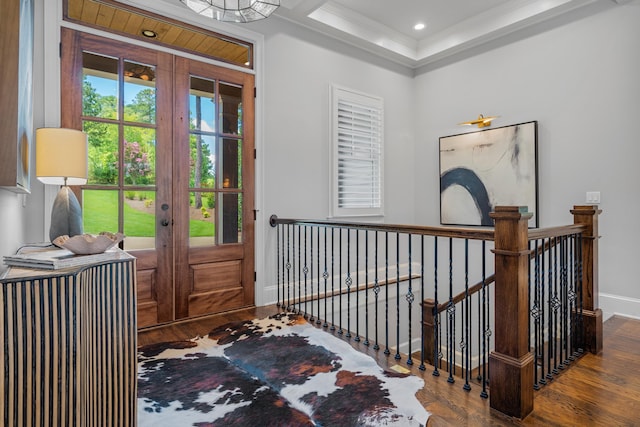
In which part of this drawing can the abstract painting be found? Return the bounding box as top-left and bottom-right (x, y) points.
(439, 121), (538, 226)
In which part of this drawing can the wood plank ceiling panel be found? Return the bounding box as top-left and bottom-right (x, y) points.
(65, 0), (252, 68)
(79, 0), (99, 23)
(95, 5), (116, 27)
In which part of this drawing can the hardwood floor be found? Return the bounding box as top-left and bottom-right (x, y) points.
(138, 308), (640, 426)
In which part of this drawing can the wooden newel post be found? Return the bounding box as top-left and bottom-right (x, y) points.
(571, 205), (603, 354)
(489, 206), (534, 419)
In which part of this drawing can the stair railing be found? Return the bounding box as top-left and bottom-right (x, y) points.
(269, 205), (601, 419)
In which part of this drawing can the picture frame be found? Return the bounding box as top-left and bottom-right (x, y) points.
(0, 0), (34, 193)
(439, 121), (538, 227)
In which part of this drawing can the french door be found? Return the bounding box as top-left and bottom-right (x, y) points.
(61, 29), (255, 327)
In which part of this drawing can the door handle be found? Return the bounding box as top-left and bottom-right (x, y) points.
(161, 219), (170, 227)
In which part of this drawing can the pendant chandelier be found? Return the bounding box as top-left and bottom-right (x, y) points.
(180, 0), (281, 23)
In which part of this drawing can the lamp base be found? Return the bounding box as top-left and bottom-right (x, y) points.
(50, 186), (84, 242)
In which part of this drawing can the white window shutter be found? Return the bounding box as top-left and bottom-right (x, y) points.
(331, 85), (383, 218)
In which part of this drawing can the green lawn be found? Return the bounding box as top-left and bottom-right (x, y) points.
(83, 190), (214, 237)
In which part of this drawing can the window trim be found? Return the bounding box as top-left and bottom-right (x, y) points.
(330, 84), (384, 218)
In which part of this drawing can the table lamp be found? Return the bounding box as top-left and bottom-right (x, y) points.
(36, 128), (88, 242)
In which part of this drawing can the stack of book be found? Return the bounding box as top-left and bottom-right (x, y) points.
(3, 247), (126, 270)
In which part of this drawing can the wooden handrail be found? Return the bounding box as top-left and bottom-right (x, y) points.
(434, 274), (496, 314)
(528, 224), (586, 240)
(270, 215), (496, 241)
(271, 215), (587, 243)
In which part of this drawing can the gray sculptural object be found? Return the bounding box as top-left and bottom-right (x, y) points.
(49, 186), (84, 242)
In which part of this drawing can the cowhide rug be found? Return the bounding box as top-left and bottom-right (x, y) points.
(138, 313), (430, 426)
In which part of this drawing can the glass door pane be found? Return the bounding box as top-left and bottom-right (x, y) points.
(81, 52), (158, 250)
(187, 78), (245, 246)
(188, 75), (217, 246)
(122, 62), (157, 250)
(219, 83), (243, 244)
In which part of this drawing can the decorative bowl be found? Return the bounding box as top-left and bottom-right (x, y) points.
(53, 232), (125, 255)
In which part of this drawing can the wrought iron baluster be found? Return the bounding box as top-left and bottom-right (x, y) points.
(331, 228), (336, 330)
(463, 239), (471, 391)
(297, 225), (301, 314)
(486, 241), (492, 389)
(338, 228), (343, 333)
(355, 229), (360, 342)
(398, 234), (415, 365)
(364, 230), (370, 346)
(527, 239), (532, 361)
(276, 223), (281, 309)
(568, 234), (577, 360)
(480, 240), (489, 399)
(374, 231), (380, 351)
(384, 232), (390, 355)
(539, 237), (547, 385)
(487, 245), (492, 389)
(316, 227), (321, 324)
(447, 237), (455, 384)
(286, 224), (292, 311)
(419, 235), (426, 371)
(552, 237), (561, 375)
(323, 228), (328, 327)
(304, 226), (309, 317)
(345, 228), (352, 338)
(477, 249), (481, 384)
(309, 226), (314, 322)
(566, 235), (574, 362)
(433, 236), (440, 377)
(292, 225), (297, 312)
(532, 239), (542, 390)
(561, 236), (569, 368)
(395, 232), (401, 360)
(406, 234), (414, 365)
(546, 237), (555, 381)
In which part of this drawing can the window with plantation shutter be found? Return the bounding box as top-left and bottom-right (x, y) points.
(331, 85), (384, 218)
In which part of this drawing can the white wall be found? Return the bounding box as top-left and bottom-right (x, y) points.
(0, 193), (29, 275)
(252, 19), (417, 304)
(413, 1), (640, 319)
(253, 19), (417, 224)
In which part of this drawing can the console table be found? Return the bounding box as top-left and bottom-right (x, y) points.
(0, 249), (137, 426)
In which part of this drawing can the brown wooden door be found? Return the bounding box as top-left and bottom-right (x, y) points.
(61, 29), (254, 327)
(173, 57), (255, 320)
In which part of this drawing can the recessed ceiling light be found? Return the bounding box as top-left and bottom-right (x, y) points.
(141, 29), (157, 38)
(414, 23), (426, 31)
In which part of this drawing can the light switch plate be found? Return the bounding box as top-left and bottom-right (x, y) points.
(586, 191), (600, 204)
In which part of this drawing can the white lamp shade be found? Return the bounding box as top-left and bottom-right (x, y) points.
(36, 128), (88, 185)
